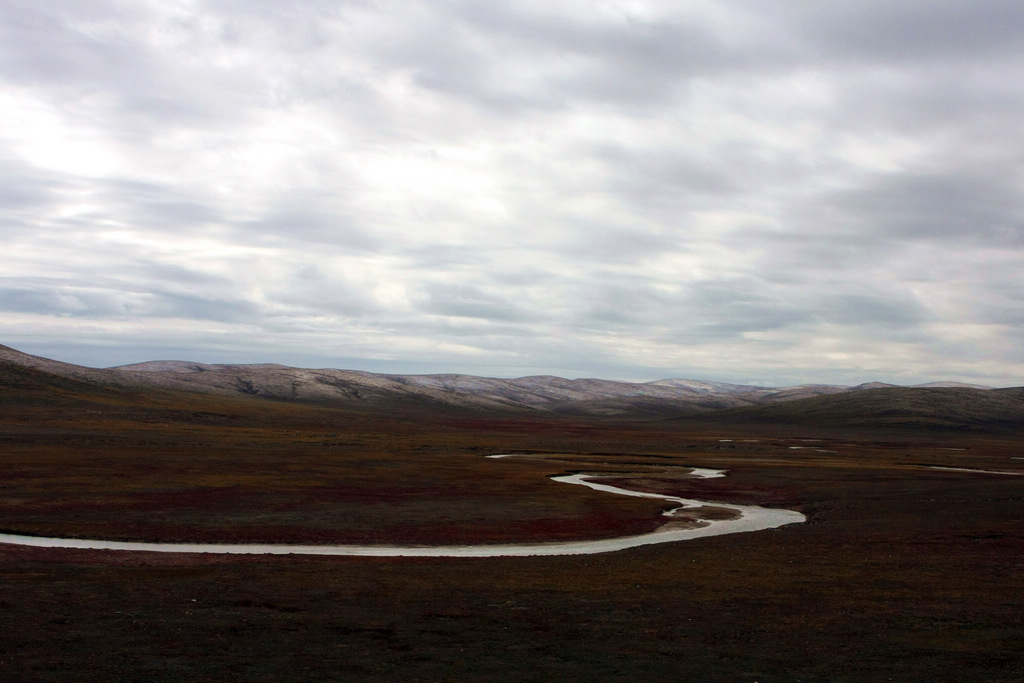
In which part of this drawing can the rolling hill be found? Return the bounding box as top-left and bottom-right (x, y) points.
(1, 344), (1019, 427)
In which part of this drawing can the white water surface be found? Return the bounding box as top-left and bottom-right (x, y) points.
(0, 464), (804, 557)
(924, 466), (1023, 476)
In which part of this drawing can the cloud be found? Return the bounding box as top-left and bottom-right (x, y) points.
(776, 1), (1024, 64)
(1, 1), (1023, 386)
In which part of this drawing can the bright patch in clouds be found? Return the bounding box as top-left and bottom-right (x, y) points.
(2, 1), (1023, 386)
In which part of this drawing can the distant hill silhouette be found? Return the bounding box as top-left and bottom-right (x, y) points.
(685, 385), (1024, 433)
(2, 344), (1020, 429)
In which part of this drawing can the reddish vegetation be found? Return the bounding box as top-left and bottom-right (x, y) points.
(1, 361), (1023, 680)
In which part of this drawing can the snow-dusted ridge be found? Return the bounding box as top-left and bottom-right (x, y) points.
(0, 344), (1002, 417)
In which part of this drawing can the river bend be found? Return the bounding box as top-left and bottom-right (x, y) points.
(0, 462), (805, 557)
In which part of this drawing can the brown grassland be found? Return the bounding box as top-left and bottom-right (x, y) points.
(1, 361), (1023, 681)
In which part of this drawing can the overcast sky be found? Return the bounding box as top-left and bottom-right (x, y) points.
(3, 1), (1024, 386)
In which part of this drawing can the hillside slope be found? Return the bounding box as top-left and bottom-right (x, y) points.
(695, 386), (1024, 432)
(0, 344), (1013, 421)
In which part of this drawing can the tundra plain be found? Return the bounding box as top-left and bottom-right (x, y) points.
(1, 352), (1023, 681)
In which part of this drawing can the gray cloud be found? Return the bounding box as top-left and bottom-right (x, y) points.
(828, 170), (1024, 244)
(413, 282), (537, 323)
(2, 1), (1024, 386)
(0, 1), (254, 135)
(777, 1), (1024, 64)
(0, 280), (257, 322)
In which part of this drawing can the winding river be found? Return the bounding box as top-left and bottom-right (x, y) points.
(0, 461), (806, 557)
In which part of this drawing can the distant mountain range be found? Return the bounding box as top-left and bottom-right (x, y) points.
(2, 344), (1015, 427)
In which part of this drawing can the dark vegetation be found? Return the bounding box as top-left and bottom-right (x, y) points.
(1, 357), (1023, 681)
(694, 385), (1024, 433)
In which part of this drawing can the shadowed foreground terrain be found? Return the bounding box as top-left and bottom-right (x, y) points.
(1, 356), (1023, 681)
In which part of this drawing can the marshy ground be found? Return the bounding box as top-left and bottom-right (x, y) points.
(1, 373), (1022, 680)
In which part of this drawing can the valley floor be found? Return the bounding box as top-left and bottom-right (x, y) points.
(1, 386), (1022, 681)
